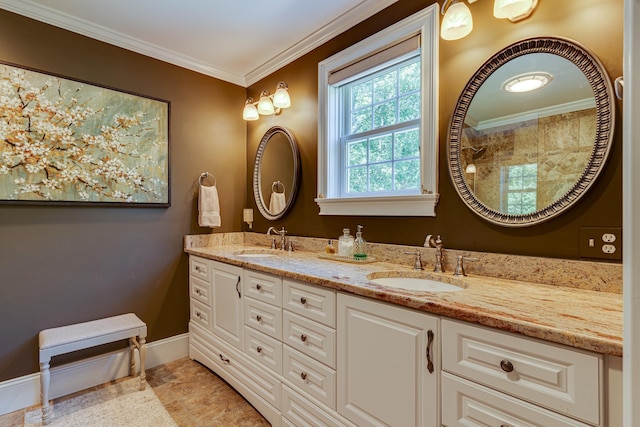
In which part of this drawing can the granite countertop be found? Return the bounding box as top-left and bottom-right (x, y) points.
(185, 243), (623, 357)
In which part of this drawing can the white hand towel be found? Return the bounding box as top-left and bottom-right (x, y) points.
(269, 191), (286, 215)
(198, 184), (221, 227)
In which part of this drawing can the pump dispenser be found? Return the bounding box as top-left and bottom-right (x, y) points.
(353, 225), (367, 260)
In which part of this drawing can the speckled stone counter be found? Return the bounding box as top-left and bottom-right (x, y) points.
(184, 233), (623, 357)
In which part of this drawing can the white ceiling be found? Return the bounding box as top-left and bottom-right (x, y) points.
(0, 0), (398, 87)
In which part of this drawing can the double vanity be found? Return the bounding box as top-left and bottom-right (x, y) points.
(184, 233), (622, 427)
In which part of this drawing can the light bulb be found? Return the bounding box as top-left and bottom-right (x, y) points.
(441, 1), (473, 41)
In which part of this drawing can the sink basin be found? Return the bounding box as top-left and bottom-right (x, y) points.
(233, 249), (279, 258)
(367, 272), (465, 292)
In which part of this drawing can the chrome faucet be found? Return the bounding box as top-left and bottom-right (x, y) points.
(424, 234), (444, 273)
(267, 226), (287, 250)
(453, 255), (479, 276)
(404, 250), (424, 270)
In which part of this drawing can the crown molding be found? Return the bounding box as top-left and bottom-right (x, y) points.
(244, 0), (398, 86)
(0, 0), (398, 87)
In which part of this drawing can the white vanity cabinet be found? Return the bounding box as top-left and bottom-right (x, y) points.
(441, 318), (602, 427)
(337, 293), (439, 427)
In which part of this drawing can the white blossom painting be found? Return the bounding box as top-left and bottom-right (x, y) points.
(0, 63), (169, 206)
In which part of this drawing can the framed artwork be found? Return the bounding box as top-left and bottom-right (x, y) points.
(0, 61), (170, 206)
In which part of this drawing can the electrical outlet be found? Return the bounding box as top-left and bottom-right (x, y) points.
(579, 227), (622, 260)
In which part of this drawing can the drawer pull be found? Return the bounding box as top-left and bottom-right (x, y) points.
(426, 329), (434, 374)
(256, 284), (262, 290)
(256, 346), (263, 353)
(500, 359), (514, 373)
(235, 276), (242, 298)
(300, 297), (307, 305)
(300, 334), (308, 342)
(219, 354), (230, 364)
(300, 372), (307, 380)
(256, 314), (262, 322)
(195, 266), (203, 272)
(195, 289), (202, 295)
(500, 424), (510, 427)
(195, 311), (202, 318)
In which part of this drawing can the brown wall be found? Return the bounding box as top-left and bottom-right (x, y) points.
(0, 10), (247, 380)
(246, 0), (623, 259)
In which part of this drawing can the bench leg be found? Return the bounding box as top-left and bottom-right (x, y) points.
(40, 361), (51, 425)
(128, 338), (136, 376)
(139, 337), (147, 390)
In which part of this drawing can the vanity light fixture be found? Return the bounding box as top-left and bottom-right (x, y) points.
(494, 0), (538, 22)
(440, 0), (538, 40)
(440, 0), (475, 41)
(243, 81), (291, 121)
(504, 72), (552, 93)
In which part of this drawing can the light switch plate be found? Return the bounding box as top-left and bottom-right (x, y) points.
(579, 227), (622, 261)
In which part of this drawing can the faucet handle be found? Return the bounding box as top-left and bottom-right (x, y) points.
(404, 250), (424, 270)
(453, 255), (479, 276)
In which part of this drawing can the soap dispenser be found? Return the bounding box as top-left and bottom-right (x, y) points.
(353, 225), (367, 260)
(338, 228), (354, 257)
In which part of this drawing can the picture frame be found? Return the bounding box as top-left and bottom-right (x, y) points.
(0, 61), (170, 207)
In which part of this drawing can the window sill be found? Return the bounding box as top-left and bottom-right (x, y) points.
(315, 194), (438, 216)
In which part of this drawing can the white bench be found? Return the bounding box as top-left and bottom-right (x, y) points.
(38, 313), (147, 425)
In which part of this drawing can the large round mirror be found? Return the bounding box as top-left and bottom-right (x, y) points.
(253, 126), (300, 220)
(447, 37), (614, 227)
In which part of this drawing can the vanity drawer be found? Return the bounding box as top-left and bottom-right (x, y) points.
(190, 300), (211, 330)
(283, 346), (336, 409)
(282, 385), (350, 427)
(244, 326), (282, 375)
(189, 276), (211, 306)
(442, 318), (602, 425)
(283, 310), (336, 369)
(244, 269), (282, 307)
(283, 279), (336, 328)
(244, 297), (282, 340)
(442, 372), (591, 427)
(189, 256), (211, 283)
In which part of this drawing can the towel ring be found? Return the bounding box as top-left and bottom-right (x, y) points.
(272, 181), (285, 194)
(199, 172), (216, 187)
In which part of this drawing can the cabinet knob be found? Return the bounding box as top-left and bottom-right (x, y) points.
(500, 424), (510, 427)
(256, 315), (262, 322)
(256, 284), (262, 290)
(300, 297), (307, 305)
(256, 346), (262, 353)
(195, 311), (201, 318)
(195, 289), (201, 295)
(500, 359), (514, 373)
(300, 372), (307, 380)
(300, 334), (307, 342)
(195, 266), (203, 272)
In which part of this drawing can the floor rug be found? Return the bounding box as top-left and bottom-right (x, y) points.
(24, 377), (177, 427)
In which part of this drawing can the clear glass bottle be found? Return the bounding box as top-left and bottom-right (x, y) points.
(325, 239), (336, 254)
(353, 225), (367, 260)
(337, 228), (354, 257)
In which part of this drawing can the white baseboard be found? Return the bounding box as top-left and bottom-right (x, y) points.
(0, 333), (189, 416)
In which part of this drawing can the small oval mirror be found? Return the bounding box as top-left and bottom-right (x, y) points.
(447, 37), (614, 227)
(253, 126), (300, 220)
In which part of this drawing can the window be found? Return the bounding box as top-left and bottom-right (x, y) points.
(502, 163), (538, 215)
(316, 4), (439, 216)
(342, 56), (421, 196)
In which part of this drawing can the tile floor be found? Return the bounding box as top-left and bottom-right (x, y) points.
(0, 358), (271, 427)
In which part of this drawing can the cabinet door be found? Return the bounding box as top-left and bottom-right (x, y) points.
(211, 260), (244, 349)
(337, 293), (439, 427)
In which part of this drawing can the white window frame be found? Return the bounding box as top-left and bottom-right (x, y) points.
(316, 4), (439, 216)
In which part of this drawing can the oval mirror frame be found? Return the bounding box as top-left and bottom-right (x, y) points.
(253, 126), (301, 220)
(447, 37), (615, 227)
